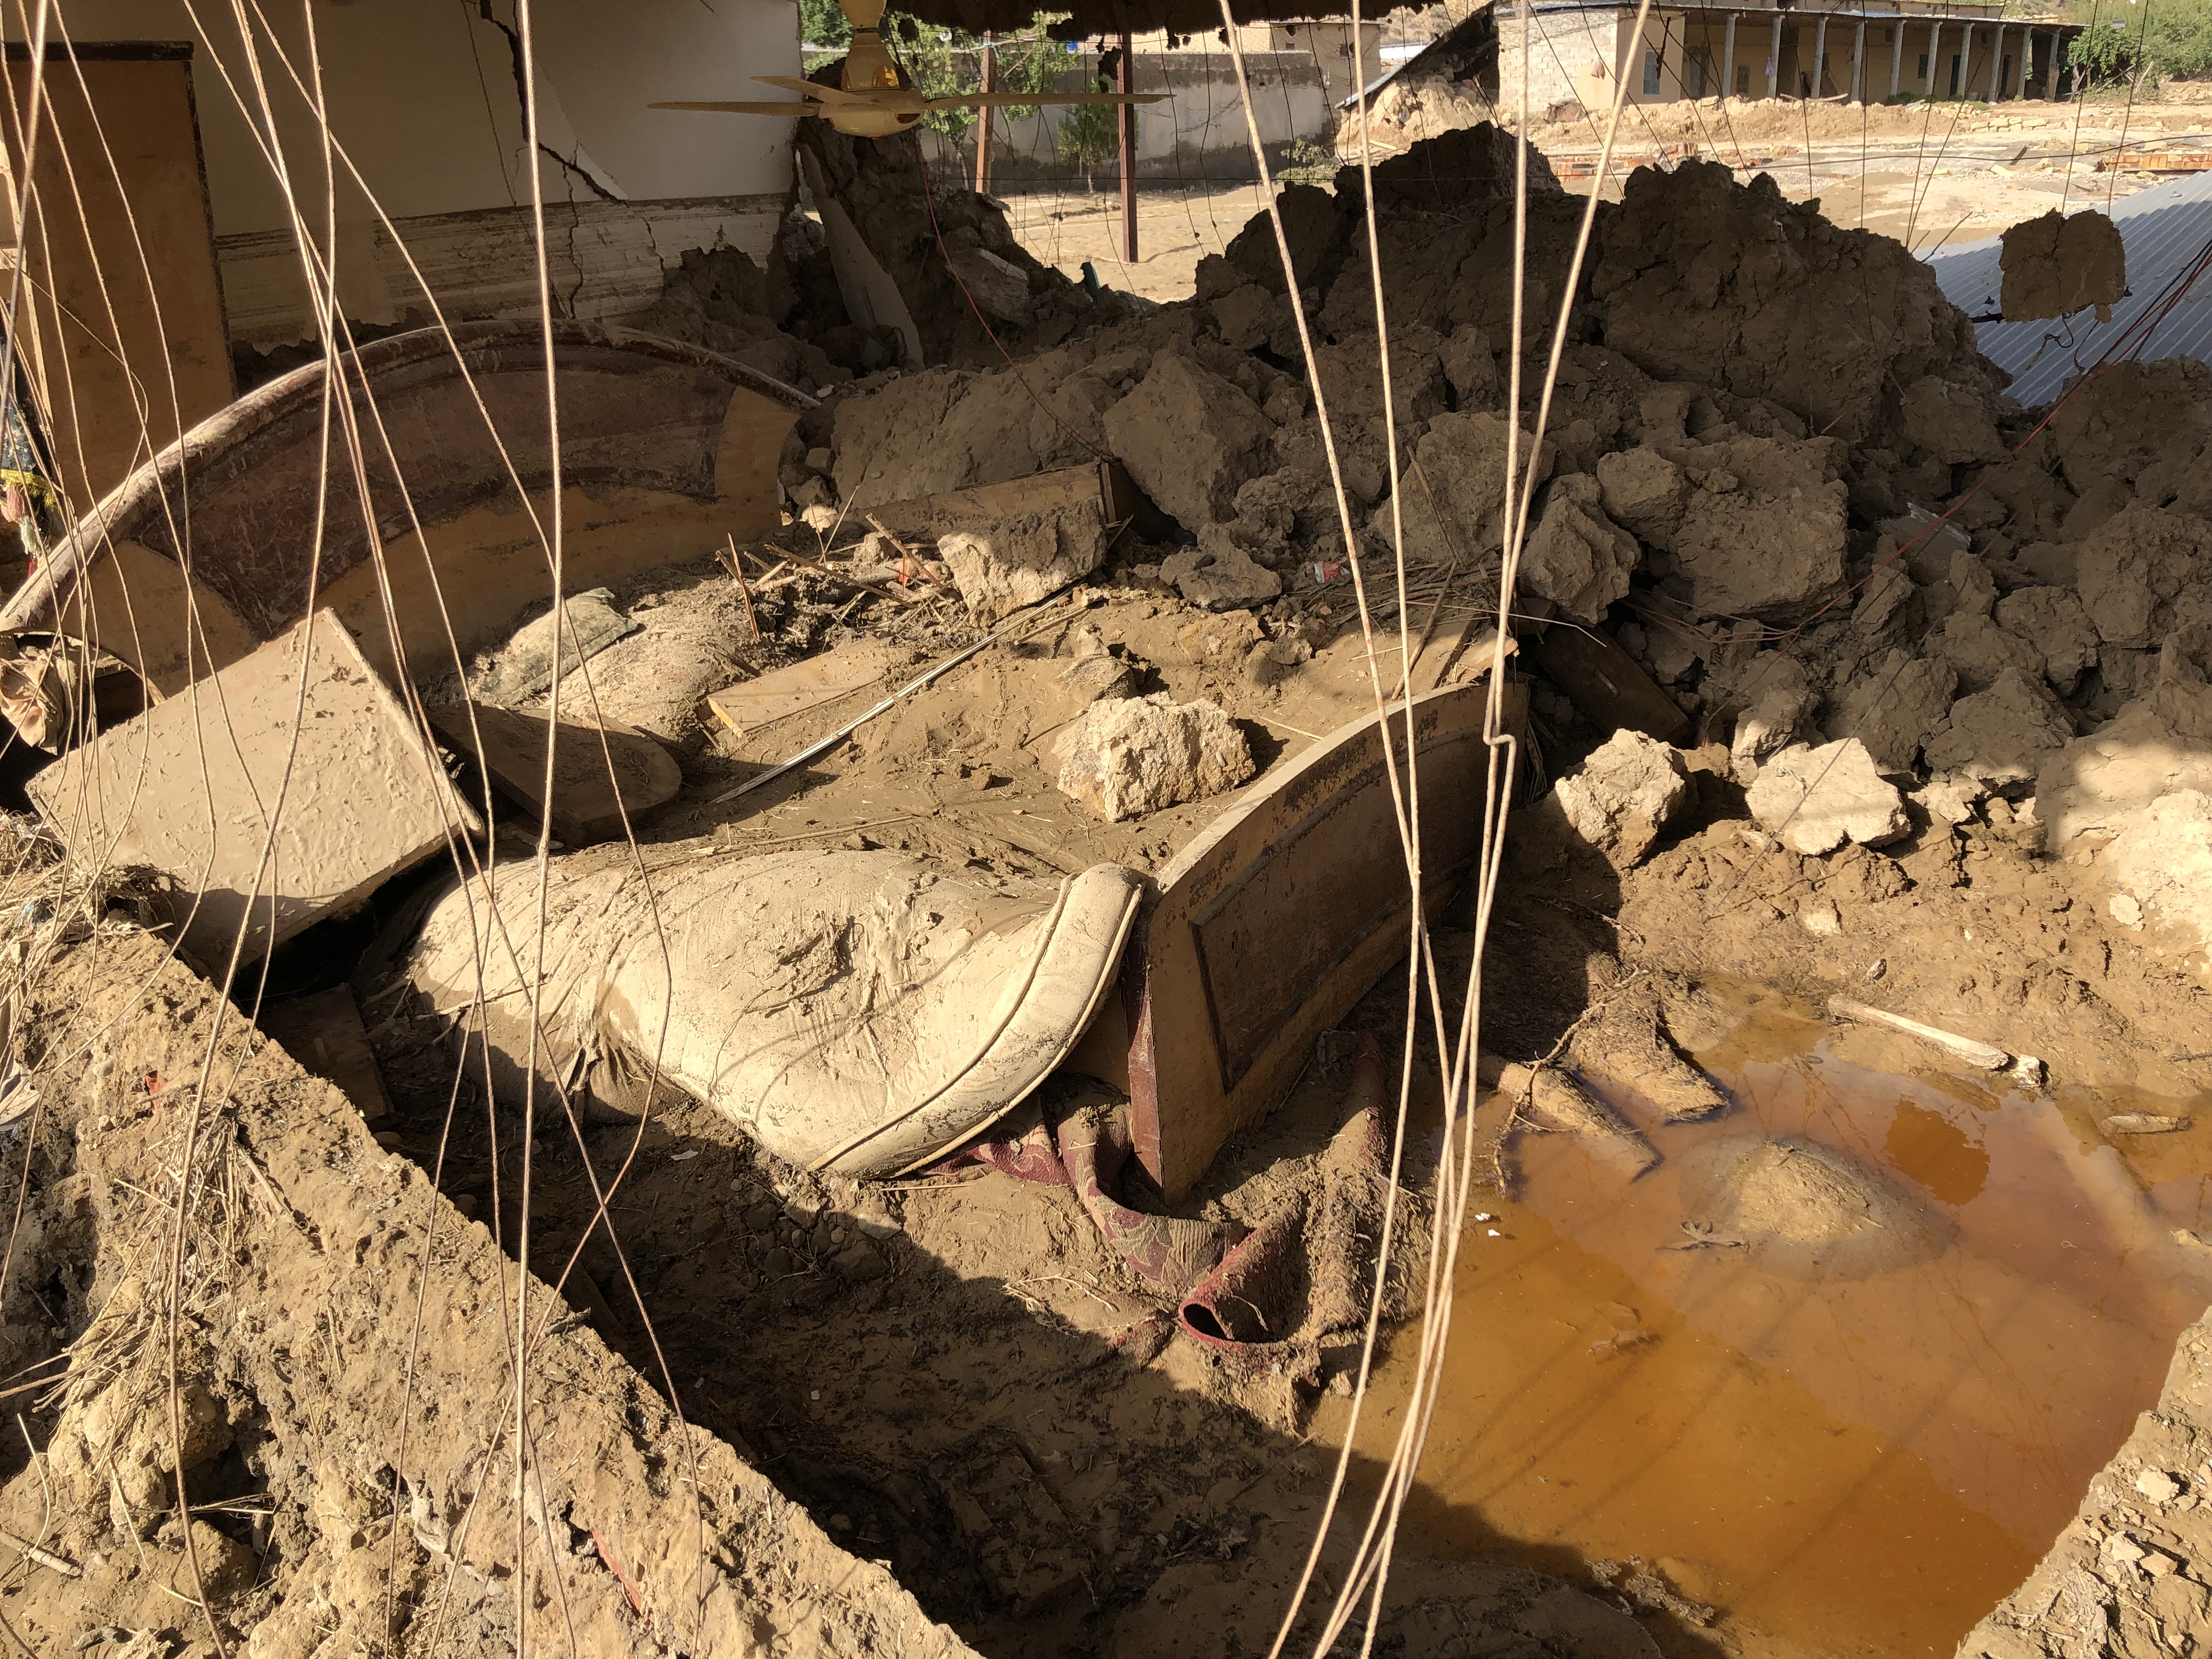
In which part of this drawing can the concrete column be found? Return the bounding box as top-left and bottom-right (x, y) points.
(1959, 23), (1972, 97)
(1852, 18), (1867, 100)
(1890, 17), (1905, 97)
(1813, 14), (1829, 95)
(1989, 24), (2005, 100)
(1766, 17), (1780, 96)
(2019, 29), (2034, 97)
(1723, 11), (1739, 96)
(1927, 20), (1940, 96)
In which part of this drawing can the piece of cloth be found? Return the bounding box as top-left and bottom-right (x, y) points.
(934, 1032), (1402, 1378)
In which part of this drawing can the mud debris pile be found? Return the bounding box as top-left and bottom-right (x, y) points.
(2, 113), (2211, 1659)
(788, 131), (2212, 974)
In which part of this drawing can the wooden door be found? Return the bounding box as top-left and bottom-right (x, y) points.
(2, 43), (233, 515)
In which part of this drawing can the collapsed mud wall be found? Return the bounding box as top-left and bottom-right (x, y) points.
(0, 929), (970, 1658)
(794, 125), (2212, 940)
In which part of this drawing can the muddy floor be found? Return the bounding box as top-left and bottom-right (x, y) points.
(9, 71), (2212, 1659)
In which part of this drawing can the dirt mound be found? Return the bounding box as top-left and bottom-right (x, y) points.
(1681, 1133), (1953, 1279)
(0, 929), (946, 1658)
(1588, 160), (2004, 455)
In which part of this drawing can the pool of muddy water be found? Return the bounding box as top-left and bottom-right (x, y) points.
(1319, 983), (2212, 1657)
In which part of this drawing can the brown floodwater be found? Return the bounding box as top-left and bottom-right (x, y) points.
(1318, 983), (2212, 1658)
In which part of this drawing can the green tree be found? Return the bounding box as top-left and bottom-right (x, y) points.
(799, 0), (850, 49)
(1055, 76), (1122, 184)
(889, 12), (1077, 137)
(2069, 0), (2212, 88)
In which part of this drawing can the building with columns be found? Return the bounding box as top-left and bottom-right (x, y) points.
(1498, 1), (2083, 110)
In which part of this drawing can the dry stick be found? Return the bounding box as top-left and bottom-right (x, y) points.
(721, 535), (763, 643)
(0, 0), (248, 1109)
(1215, 24), (1491, 1649)
(182, 18), (589, 1638)
(506, 9), (585, 1646)
(708, 597), (1069, 805)
(2058, 0), (2106, 216)
(222, 0), (618, 1644)
(757, 541), (910, 603)
(0, 1527), (73, 1579)
(130, 13), (374, 1651)
(1827, 996), (2013, 1070)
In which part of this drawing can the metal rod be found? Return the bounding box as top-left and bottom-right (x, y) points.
(1117, 29), (1137, 263)
(975, 31), (995, 194)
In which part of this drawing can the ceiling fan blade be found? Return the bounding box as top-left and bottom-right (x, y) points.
(651, 100), (824, 115)
(755, 74), (872, 104)
(928, 91), (1170, 108)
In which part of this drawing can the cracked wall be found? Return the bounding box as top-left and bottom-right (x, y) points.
(10, 0), (803, 349)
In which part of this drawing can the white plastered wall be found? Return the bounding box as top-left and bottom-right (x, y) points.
(7, 0), (802, 346)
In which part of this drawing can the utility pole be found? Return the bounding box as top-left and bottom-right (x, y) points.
(975, 30), (995, 194)
(1117, 29), (1138, 263)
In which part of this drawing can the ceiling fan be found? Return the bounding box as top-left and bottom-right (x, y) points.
(652, 0), (1163, 140)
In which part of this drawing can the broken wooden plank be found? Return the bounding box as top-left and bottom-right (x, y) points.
(1124, 681), (1498, 1200)
(427, 701), (682, 846)
(259, 985), (394, 1126)
(1525, 622), (1691, 745)
(26, 611), (481, 971)
(703, 639), (907, 755)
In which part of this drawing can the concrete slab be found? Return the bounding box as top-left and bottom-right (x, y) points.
(427, 701), (682, 845)
(29, 611), (479, 971)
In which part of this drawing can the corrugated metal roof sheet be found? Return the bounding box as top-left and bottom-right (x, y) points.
(1925, 171), (2212, 408)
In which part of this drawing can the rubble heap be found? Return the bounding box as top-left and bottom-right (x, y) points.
(791, 127), (2212, 960)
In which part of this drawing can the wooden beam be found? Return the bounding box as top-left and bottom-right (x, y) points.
(1118, 30), (1137, 263)
(974, 31), (995, 194)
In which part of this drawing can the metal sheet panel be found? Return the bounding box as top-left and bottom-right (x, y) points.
(1926, 171), (2212, 407)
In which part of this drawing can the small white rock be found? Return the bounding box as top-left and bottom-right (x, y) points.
(2137, 1468), (2184, 1504)
(1800, 899), (1842, 936)
(1056, 694), (1256, 821)
(1746, 738), (1910, 855)
(2110, 894), (2144, 928)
